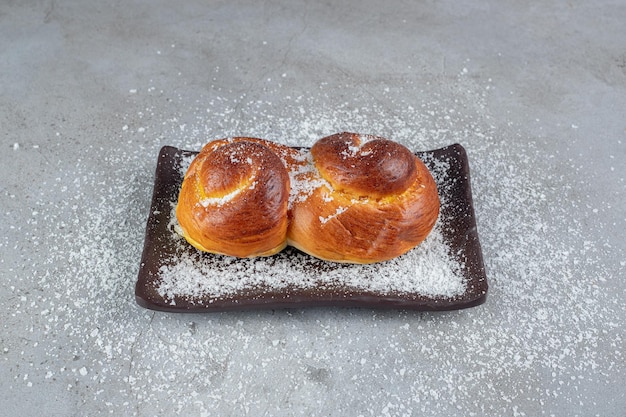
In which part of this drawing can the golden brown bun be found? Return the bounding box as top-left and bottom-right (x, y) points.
(176, 133), (440, 264)
(176, 138), (291, 258)
(287, 132), (440, 264)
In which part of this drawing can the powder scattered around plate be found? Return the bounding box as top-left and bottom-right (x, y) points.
(3, 72), (623, 416)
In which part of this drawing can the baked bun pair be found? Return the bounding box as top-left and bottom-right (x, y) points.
(175, 133), (440, 264)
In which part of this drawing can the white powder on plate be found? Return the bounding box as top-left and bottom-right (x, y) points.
(157, 223), (464, 302)
(156, 146), (465, 303)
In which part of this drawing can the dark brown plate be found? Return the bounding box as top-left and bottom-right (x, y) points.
(135, 144), (487, 312)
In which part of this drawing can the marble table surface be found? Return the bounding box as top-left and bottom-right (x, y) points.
(1, 1), (624, 415)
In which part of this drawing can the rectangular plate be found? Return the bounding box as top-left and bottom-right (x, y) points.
(135, 144), (488, 312)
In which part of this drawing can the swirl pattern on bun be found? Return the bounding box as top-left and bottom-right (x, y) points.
(176, 138), (290, 258)
(287, 132), (440, 264)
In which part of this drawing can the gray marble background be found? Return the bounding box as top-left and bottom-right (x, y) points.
(1, 1), (624, 416)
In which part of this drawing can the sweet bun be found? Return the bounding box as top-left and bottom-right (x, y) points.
(176, 138), (291, 258)
(176, 133), (440, 264)
(287, 132), (440, 264)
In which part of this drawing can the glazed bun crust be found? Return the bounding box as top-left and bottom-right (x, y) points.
(288, 132), (440, 264)
(176, 133), (440, 264)
(311, 132), (418, 198)
(176, 138), (290, 258)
